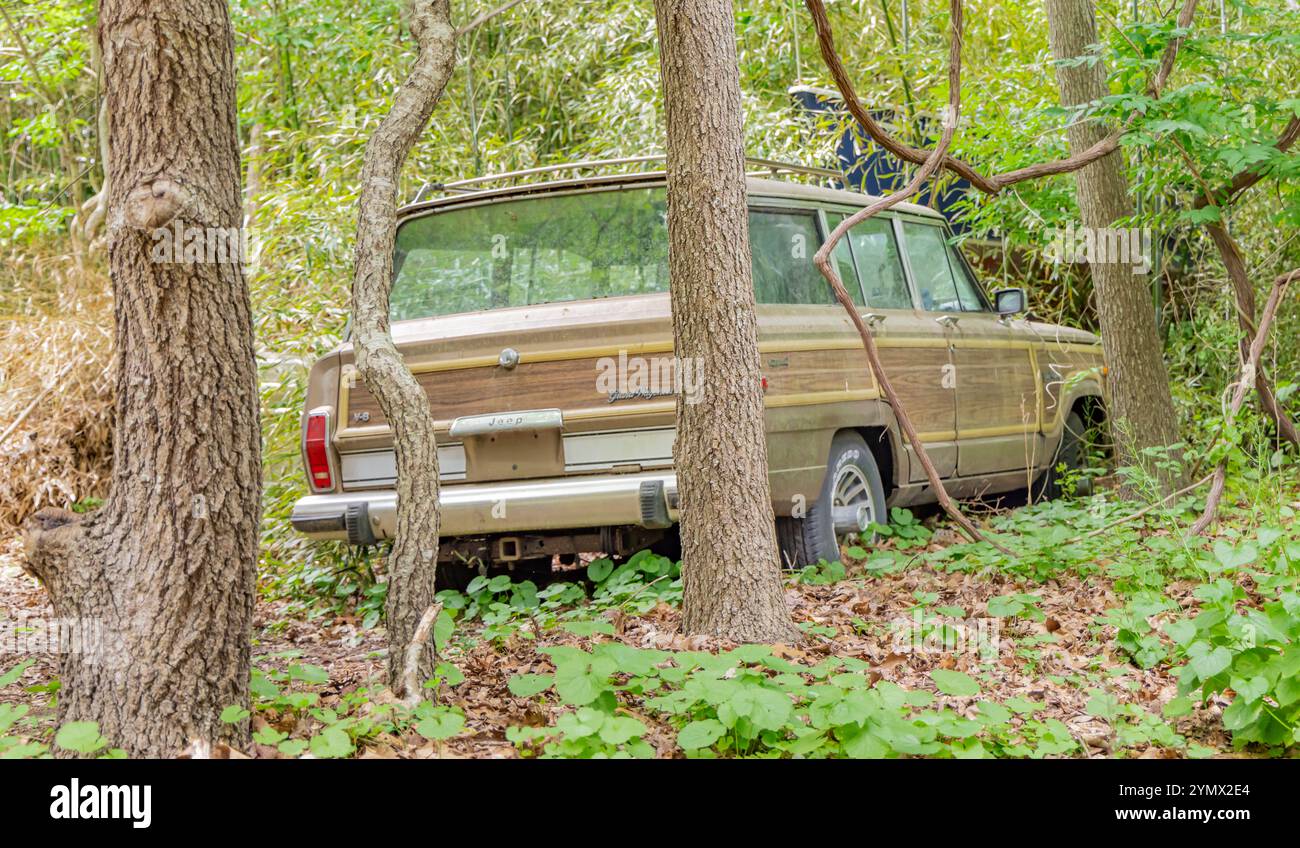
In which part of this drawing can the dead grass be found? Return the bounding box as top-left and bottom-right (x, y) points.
(0, 244), (114, 535)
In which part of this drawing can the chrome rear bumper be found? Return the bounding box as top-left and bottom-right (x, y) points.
(291, 471), (679, 543)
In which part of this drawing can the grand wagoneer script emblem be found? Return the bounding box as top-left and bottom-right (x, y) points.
(595, 350), (705, 405)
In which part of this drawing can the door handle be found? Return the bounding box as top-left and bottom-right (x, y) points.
(934, 314), (960, 328)
(864, 312), (887, 327)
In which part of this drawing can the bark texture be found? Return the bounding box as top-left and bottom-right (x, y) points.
(1044, 0), (1185, 491)
(348, 0), (456, 694)
(23, 0), (260, 757)
(653, 0), (799, 643)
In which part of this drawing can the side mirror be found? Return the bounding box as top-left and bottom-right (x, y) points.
(994, 287), (1027, 317)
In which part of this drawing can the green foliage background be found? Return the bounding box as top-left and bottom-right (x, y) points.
(2, 0), (1298, 596)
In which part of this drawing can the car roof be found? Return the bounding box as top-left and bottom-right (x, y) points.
(397, 170), (946, 221)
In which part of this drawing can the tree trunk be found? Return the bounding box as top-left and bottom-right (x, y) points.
(653, 0), (799, 643)
(348, 0), (456, 694)
(23, 0), (260, 757)
(1044, 0), (1185, 492)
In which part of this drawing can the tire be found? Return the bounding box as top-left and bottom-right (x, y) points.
(1032, 410), (1086, 502)
(776, 431), (887, 568)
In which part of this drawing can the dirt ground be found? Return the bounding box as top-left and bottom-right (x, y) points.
(0, 529), (1240, 759)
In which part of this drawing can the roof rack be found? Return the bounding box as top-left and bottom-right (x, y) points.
(411, 155), (845, 203)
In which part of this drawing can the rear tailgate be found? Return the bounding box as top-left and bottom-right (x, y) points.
(332, 292), (678, 490)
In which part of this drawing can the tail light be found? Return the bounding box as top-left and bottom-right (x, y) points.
(304, 409), (334, 491)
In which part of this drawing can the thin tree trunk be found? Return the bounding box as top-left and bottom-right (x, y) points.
(653, 0), (799, 643)
(1044, 0), (1185, 493)
(1190, 268), (1297, 535)
(24, 0), (260, 757)
(244, 121), (265, 229)
(348, 0), (456, 695)
(1203, 223), (1300, 448)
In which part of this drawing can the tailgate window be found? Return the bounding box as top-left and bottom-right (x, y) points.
(392, 188), (670, 320)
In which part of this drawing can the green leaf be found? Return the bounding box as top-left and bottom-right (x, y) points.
(1181, 205), (1221, 225)
(415, 710), (465, 741)
(977, 701), (1012, 724)
(561, 620), (615, 637)
(219, 705), (250, 724)
(433, 609), (455, 653)
(289, 663), (328, 685)
(1221, 697), (1263, 732)
(676, 719), (725, 750)
(729, 644), (773, 663)
(309, 726), (353, 758)
(55, 721), (108, 754)
(597, 715), (646, 746)
(1190, 646), (1232, 681)
(930, 669), (980, 697)
(586, 558), (614, 582)
(278, 739), (308, 757)
(554, 664), (602, 706)
(507, 673), (555, 698)
(986, 595), (1023, 617)
(0, 660), (35, 688)
(0, 703), (28, 735)
(249, 671), (280, 701)
(252, 726), (288, 745)
(840, 726), (889, 758)
(1275, 673), (1300, 707)
(1212, 540), (1257, 571)
(1163, 619), (1196, 646)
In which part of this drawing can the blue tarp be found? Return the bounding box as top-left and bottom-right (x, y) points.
(789, 86), (974, 235)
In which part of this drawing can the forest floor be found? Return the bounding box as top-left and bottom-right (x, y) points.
(3, 479), (1273, 759)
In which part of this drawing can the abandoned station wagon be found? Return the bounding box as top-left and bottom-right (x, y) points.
(292, 158), (1107, 578)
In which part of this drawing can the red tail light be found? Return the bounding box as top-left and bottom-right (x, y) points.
(305, 411), (333, 491)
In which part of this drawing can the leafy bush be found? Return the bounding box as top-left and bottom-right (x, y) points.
(505, 642), (1104, 759)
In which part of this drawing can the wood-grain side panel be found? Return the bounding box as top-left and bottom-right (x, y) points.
(954, 346), (1038, 435)
(339, 346), (881, 434)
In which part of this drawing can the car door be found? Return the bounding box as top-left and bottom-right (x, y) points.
(835, 211), (958, 480)
(898, 219), (1041, 480)
(748, 205), (877, 506)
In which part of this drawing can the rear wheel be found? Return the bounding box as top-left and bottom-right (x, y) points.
(776, 431), (887, 568)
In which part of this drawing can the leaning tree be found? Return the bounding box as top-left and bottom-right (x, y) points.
(348, 0), (525, 696)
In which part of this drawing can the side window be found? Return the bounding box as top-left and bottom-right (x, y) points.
(825, 213), (866, 306)
(945, 242), (989, 311)
(748, 209), (836, 305)
(845, 216), (912, 310)
(902, 221), (984, 312)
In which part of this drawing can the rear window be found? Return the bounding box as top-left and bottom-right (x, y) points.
(391, 187), (670, 321)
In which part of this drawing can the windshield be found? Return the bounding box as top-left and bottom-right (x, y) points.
(391, 187), (670, 321)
